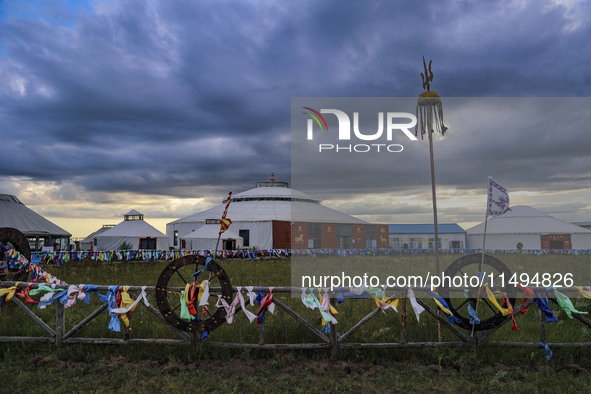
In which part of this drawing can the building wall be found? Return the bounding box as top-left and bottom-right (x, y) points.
(169, 220), (391, 250)
(272, 221), (291, 249)
(291, 223), (309, 249)
(467, 233), (591, 250)
(291, 222), (389, 249)
(567, 234), (591, 249)
(390, 233), (467, 249)
(467, 234), (541, 250)
(322, 224), (337, 249)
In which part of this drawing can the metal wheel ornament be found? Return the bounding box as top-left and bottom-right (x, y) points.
(0, 227), (31, 282)
(438, 253), (516, 331)
(155, 255), (233, 334)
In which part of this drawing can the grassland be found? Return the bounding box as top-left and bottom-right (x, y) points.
(1, 254), (591, 392)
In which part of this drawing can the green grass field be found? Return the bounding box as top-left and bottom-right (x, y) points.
(1, 255), (591, 392)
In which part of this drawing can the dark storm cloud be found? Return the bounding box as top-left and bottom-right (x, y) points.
(0, 0), (590, 216)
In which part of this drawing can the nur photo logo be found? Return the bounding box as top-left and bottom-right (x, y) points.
(302, 106), (418, 153)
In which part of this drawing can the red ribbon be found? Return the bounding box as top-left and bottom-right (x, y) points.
(16, 284), (38, 304)
(517, 284), (535, 315)
(256, 287), (274, 325)
(502, 296), (519, 331)
(187, 282), (198, 316)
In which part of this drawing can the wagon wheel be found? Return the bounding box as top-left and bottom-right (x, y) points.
(0, 227), (31, 283)
(438, 253), (516, 331)
(155, 255), (233, 335)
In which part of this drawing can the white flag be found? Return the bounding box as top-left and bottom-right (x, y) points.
(487, 177), (510, 216)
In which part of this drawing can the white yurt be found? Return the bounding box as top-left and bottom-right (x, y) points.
(80, 225), (116, 251)
(180, 224), (243, 250)
(466, 205), (591, 250)
(167, 173), (368, 250)
(93, 210), (169, 250)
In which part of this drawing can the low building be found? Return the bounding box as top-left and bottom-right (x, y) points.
(389, 223), (467, 250)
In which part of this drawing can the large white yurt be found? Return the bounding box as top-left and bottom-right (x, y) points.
(0, 194), (71, 251)
(466, 205), (591, 250)
(167, 174), (384, 250)
(180, 224), (243, 251)
(93, 210), (169, 250)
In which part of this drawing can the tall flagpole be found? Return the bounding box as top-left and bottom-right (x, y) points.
(416, 57), (448, 343)
(471, 176), (509, 337)
(427, 110), (440, 275)
(471, 179), (490, 337)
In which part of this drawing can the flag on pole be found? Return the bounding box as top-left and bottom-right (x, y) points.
(487, 177), (510, 216)
(219, 191), (232, 235)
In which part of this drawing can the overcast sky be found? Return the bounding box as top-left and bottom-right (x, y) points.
(1, 0), (591, 237)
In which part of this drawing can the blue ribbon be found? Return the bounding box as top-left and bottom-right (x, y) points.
(467, 304), (480, 325)
(255, 287), (264, 305)
(534, 288), (558, 322)
(37, 290), (68, 309)
(106, 286), (121, 332)
(83, 284), (108, 304)
(191, 257), (213, 280)
(539, 341), (553, 360)
(423, 287), (460, 325)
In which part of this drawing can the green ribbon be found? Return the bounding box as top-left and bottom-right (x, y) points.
(179, 290), (191, 320)
(553, 288), (587, 319)
(29, 284), (62, 296)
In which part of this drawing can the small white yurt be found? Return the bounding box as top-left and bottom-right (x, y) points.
(180, 224), (243, 250)
(94, 210), (169, 250)
(467, 205), (591, 250)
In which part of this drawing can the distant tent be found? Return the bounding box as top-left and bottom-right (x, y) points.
(93, 210), (168, 250)
(80, 224), (116, 251)
(0, 194), (71, 251)
(466, 205), (591, 250)
(180, 224), (243, 250)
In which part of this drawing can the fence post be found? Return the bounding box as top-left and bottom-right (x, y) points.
(55, 302), (65, 347)
(540, 309), (547, 344)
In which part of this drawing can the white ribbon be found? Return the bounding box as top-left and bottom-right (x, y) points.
(64, 284), (86, 309)
(198, 280), (210, 306)
(236, 286), (257, 323)
(407, 287), (425, 322)
(245, 286), (256, 306)
(216, 294), (240, 324)
(111, 286), (151, 314)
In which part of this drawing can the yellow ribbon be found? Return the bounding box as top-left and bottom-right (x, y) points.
(0, 282), (21, 302)
(118, 286), (136, 328)
(183, 283), (191, 304)
(485, 284), (512, 316)
(374, 296), (399, 309)
(576, 287), (591, 300)
(432, 297), (454, 317)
